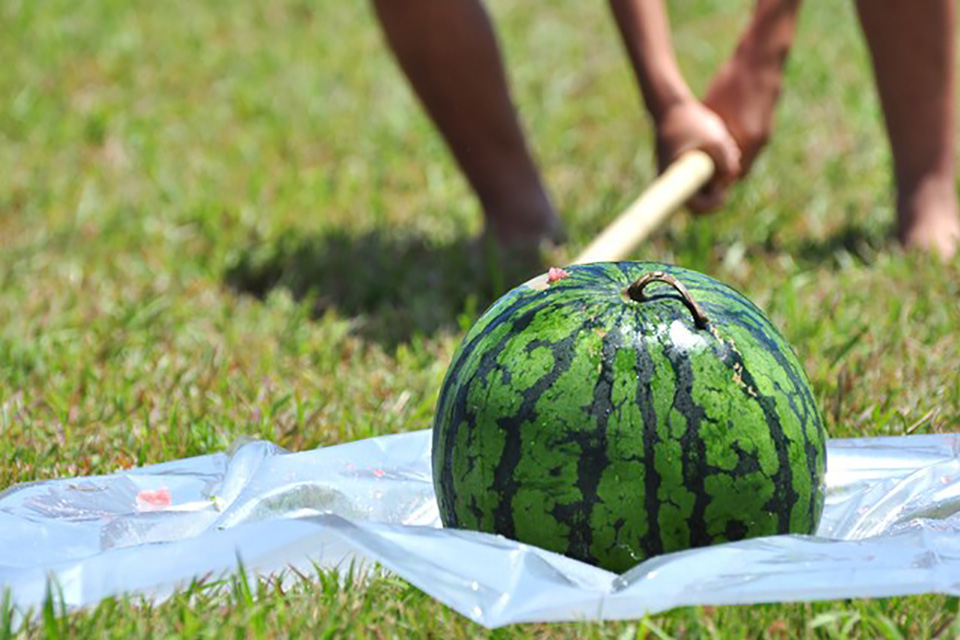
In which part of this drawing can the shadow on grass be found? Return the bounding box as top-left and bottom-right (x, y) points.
(224, 230), (545, 347)
(793, 221), (893, 268)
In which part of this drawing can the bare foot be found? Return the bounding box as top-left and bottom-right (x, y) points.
(898, 182), (960, 260)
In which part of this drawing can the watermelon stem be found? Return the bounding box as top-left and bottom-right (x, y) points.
(625, 271), (711, 329)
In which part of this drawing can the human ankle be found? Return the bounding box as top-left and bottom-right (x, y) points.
(896, 176), (958, 225)
(482, 192), (561, 247)
(896, 178), (960, 259)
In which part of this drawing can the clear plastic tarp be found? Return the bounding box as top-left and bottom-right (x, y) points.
(1, 430), (959, 627)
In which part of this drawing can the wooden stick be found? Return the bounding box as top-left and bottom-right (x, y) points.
(571, 149), (715, 264)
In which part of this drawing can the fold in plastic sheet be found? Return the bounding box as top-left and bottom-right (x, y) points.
(1, 430), (959, 627)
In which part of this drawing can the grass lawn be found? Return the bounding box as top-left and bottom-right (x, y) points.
(3, 0), (960, 636)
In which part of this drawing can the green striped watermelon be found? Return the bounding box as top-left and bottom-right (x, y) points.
(432, 262), (826, 573)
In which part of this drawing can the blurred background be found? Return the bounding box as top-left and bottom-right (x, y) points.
(1, 0), (957, 480)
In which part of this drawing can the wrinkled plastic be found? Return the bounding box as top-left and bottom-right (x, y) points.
(1, 430), (959, 627)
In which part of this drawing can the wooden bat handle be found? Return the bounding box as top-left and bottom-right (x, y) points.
(571, 149), (715, 265)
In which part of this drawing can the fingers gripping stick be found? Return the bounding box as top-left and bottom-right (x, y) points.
(571, 150), (715, 264)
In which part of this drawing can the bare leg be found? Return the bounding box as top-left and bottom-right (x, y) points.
(372, 0), (560, 247)
(856, 0), (960, 260)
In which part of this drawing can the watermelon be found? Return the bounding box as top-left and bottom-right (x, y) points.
(432, 262), (826, 573)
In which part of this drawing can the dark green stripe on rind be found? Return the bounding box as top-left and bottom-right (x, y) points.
(634, 334), (664, 558)
(661, 325), (713, 549)
(558, 305), (624, 563)
(490, 330), (578, 540)
(434, 291), (570, 524)
(508, 306), (609, 554)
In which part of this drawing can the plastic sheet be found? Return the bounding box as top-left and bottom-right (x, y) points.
(1, 430), (959, 627)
